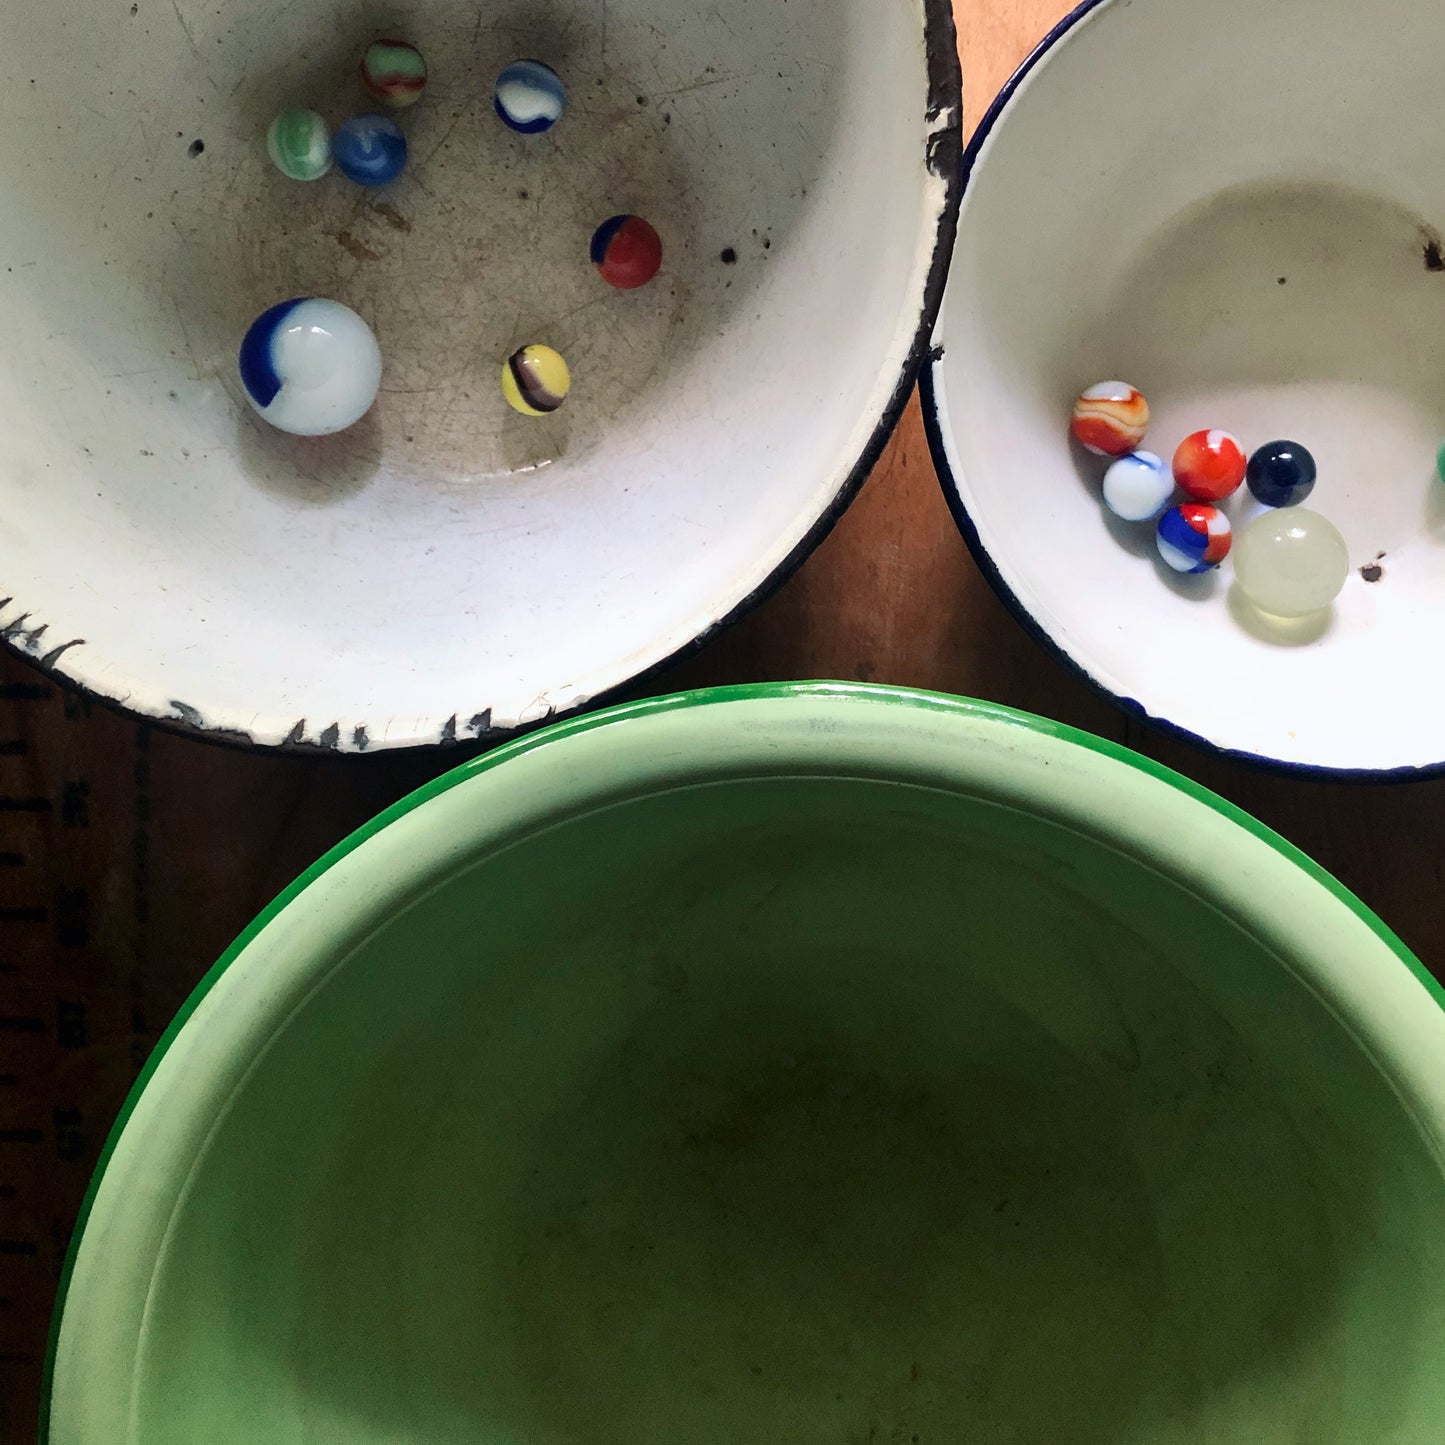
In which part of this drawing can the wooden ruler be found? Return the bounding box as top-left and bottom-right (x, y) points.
(0, 673), (126, 1441)
(0, 655), (443, 1438)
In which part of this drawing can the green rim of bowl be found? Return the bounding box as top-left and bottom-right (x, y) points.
(39, 680), (1443, 1440)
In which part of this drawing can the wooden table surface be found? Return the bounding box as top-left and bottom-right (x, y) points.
(5, 0), (1445, 1437)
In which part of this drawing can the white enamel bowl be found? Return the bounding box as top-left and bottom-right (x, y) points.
(0, 0), (959, 750)
(925, 0), (1445, 777)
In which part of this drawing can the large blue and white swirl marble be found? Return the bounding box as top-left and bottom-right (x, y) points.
(239, 298), (382, 437)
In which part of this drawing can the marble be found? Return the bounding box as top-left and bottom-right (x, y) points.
(333, 113), (408, 186)
(360, 40), (428, 109)
(1246, 440), (1317, 508)
(1102, 450), (1172, 522)
(1234, 509), (1349, 617)
(495, 60), (566, 134)
(591, 215), (664, 290)
(1173, 429), (1246, 502)
(239, 298), (382, 436)
(1156, 503), (1232, 574)
(503, 344), (571, 416)
(1071, 381), (1149, 457)
(266, 109), (331, 181)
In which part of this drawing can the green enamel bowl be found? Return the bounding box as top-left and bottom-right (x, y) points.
(46, 685), (1445, 1443)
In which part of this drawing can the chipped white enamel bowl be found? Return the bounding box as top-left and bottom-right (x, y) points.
(1, 0), (959, 750)
(925, 0), (1445, 778)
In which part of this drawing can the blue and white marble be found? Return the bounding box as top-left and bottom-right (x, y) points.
(1102, 450), (1172, 522)
(239, 298), (382, 436)
(494, 60), (566, 134)
(333, 113), (408, 185)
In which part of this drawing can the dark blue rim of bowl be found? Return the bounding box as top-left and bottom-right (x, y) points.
(919, 0), (1445, 785)
(1, 0), (965, 759)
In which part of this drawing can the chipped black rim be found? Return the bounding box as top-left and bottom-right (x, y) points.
(1, 0), (964, 757)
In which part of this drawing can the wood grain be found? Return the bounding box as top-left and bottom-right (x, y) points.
(3, 1), (1444, 1438)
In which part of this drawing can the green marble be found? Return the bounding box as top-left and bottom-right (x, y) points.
(266, 109), (332, 182)
(361, 40), (429, 108)
(1437, 439), (1445, 485)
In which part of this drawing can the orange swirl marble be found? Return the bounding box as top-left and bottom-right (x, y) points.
(1071, 381), (1149, 457)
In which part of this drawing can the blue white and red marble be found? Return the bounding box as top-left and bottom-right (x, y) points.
(239, 298), (382, 436)
(1156, 503), (1232, 574)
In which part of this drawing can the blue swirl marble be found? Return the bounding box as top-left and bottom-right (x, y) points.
(495, 60), (566, 134)
(333, 114), (408, 185)
(238, 298), (382, 436)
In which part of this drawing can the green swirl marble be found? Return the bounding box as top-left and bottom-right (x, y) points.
(267, 109), (332, 182)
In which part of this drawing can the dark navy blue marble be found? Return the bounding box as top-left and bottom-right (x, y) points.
(1247, 440), (1317, 508)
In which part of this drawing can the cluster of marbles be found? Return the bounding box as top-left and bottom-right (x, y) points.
(266, 40), (426, 188)
(1072, 381), (1351, 616)
(249, 47), (665, 435)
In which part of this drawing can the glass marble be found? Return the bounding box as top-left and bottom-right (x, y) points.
(266, 109), (331, 181)
(591, 215), (663, 290)
(360, 40), (428, 109)
(1071, 381), (1149, 457)
(1233, 509), (1348, 618)
(1173, 429), (1246, 502)
(1156, 503), (1231, 574)
(239, 298), (382, 437)
(495, 60), (566, 134)
(1246, 439), (1316, 508)
(502, 344), (571, 416)
(1102, 450), (1172, 522)
(333, 114), (408, 186)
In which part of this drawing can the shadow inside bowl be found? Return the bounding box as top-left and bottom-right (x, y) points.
(1227, 583), (1334, 647)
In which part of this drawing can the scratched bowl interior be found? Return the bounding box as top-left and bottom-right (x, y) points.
(47, 687), (1445, 1442)
(0, 0), (956, 749)
(926, 0), (1445, 775)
